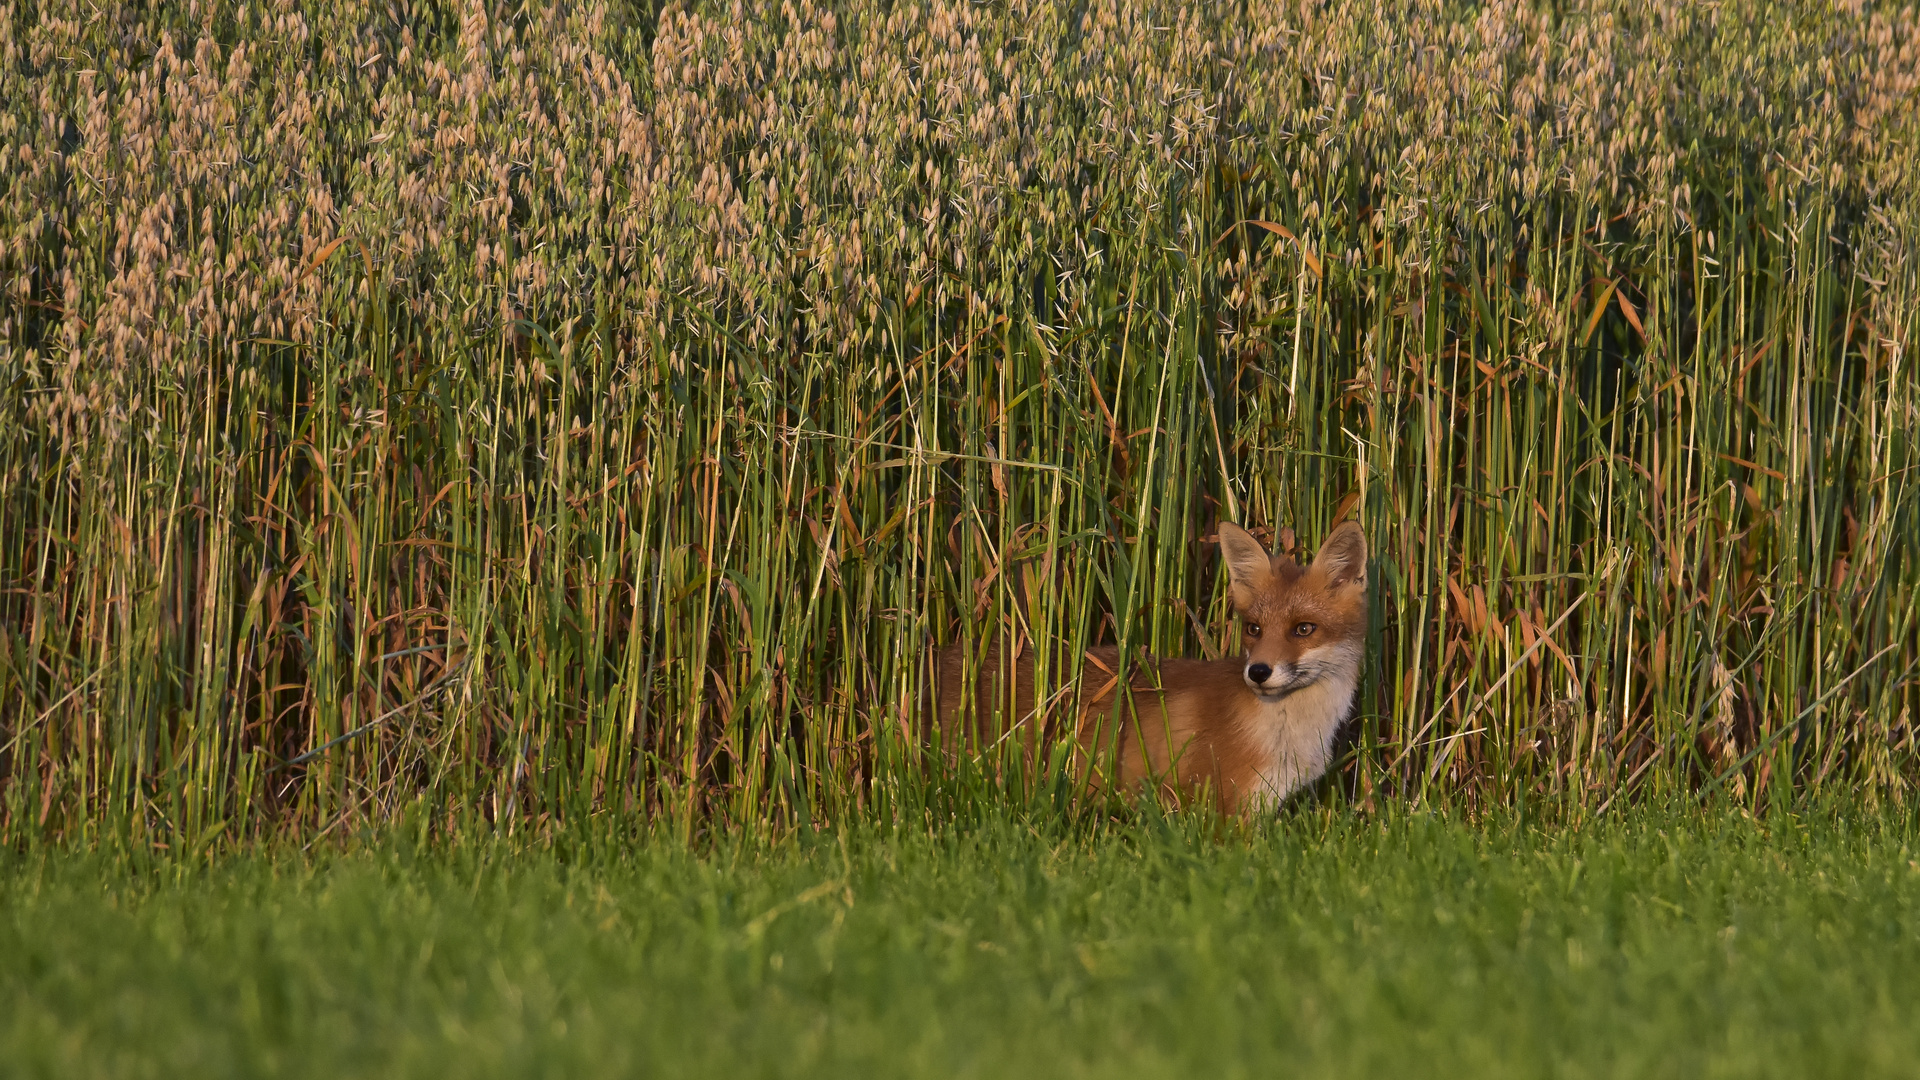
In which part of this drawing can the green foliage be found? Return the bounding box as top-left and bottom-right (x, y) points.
(5, 806), (1920, 1078)
(1, 0), (1917, 840)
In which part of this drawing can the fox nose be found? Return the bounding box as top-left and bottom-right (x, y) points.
(1246, 663), (1272, 685)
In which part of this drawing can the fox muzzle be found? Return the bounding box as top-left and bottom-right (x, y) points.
(1244, 662), (1297, 695)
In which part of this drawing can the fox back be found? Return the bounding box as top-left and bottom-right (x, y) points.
(930, 521), (1369, 814)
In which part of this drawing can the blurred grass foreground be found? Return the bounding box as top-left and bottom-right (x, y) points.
(7, 807), (1920, 1078)
(1, 0), (1918, 844)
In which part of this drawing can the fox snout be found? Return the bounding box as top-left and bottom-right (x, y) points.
(1244, 661), (1295, 694)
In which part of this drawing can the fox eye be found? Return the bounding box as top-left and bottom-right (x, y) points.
(1293, 622), (1317, 637)
(1244, 622), (1263, 639)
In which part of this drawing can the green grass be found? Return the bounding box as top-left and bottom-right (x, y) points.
(6, 804), (1919, 1079)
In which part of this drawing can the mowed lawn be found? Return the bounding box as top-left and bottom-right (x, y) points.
(4, 805), (1917, 1079)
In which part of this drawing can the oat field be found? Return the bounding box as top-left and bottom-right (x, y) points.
(2, 0), (1919, 844)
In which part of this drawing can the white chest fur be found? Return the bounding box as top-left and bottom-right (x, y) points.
(1238, 660), (1359, 811)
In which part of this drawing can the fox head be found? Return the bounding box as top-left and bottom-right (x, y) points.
(1216, 521), (1368, 699)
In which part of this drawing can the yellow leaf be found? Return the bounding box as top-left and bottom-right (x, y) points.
(1242, 220), (1323, 279)
(1581, 279), (1619, 346)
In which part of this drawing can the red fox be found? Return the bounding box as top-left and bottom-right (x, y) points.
(930, 521), (1368, 814)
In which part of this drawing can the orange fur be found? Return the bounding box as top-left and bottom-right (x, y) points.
(929, 521), (1369, 815)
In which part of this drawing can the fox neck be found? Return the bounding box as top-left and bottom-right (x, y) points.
(1235, 643), (1361, 811)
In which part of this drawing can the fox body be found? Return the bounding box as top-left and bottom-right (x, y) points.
(930, 521), (1368, 815)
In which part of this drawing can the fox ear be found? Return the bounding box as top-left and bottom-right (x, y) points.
(1315, 521), (1368, 589)
(1217, 522), (1274, 610)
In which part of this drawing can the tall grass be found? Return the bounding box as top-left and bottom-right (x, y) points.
(1, 0), (1917, 845)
